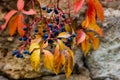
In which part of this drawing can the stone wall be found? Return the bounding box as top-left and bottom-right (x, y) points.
(0, 0), (120, 80)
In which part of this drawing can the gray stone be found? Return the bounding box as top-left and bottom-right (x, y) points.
(0, 76), (8, 80)
(86, 8), (120, 80)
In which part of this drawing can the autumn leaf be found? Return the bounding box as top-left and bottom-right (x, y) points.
(87, 32), (99, 50)
(43, 50), (54, 71)
(64, 24), (72, 33)
(76, 29), (86, 45)
(74, 0), (84, 14)
(17, 0), (24, 11)
(29, 43), (40, 52)
(93, 0), (104, 22)
(81, 36), (91, 57)
(30, 49), (40, 71)
(42, 41), (48, 49)
(17, 0), (36, 15)
(57, 39), (65, 51)
(57, 32), (71, 38)
(8, 13), (25, 36)
(53, 44), (65, 74)
(0, 0), (36, 36)
(71, 28), (76, 49)
(0, 10), (17, 31)
(81, 0), (103, 36)
(64, 49), (74, 78)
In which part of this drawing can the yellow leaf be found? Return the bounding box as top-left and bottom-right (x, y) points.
(64, 24), (72, 33)
(31, 34), (42, 44)
(87, 32), (99, 50)
(65, 50), (74, 78)
(71, 28), (76, 49)
(29, 43), (40, 52)
(57, 39), (65, 51)
(81, 37), (91, 57)
(42, 41), (48, 49)
(43, 50), (54, 71)
(57, 32), (71, 38)
(30, 49), (40, 71)
(53, 44), (65, 74)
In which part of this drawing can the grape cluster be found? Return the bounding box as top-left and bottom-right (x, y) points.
(40, 6), (76, 47)
(12, 50), (30, 58)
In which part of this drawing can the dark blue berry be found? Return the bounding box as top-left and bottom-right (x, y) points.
(68, 37), (72, 42)
(54, 30), (59, 35)
(16, 54), (23, 58)
(23, 27), (27, 31)
(18, 37), (22, 41)
(23, 50), (30, 54)
(60, 24), (64, 27)
(12, 50), (19, 56)
(62, 14), (66, 18)
(23, 37), (27, 41)
(61, 27), (65, 32)
(43, 29), (46, 33)
(55, 18), (59, 22)
(42, 6), (46, 10)
(48, 23), (52, 27)
(66, 44), (71, 47)
(50, 34), (54, 38)
(48, 40), (53, 44)
(43, 33), (48, 40)
(54, 9), (58, 14)
(47, 9), (52, 13)
(54, 26), (58, 29)
(72, 34), (76, 37)
(34, 29), (38, 33)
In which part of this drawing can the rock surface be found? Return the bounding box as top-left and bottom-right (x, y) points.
(86, 8), (120, 80)
(0, 0), (120, 80)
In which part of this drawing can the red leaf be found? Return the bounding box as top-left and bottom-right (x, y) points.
(86, 0), (96, 24)
(94, 0), (104, 22)
(17, 0), (24, 11)
(22, 9), (36, 15)
(76, 29), (86, 45)
(74, 0), (84, 14)
(0, 10), (17, 31)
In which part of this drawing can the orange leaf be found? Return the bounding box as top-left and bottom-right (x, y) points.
(43, 50), (54, 71)
(64, 49), (74, 78)
(88, 24), (103, 36)
(53, 44), (65, 74)
(8, 13), (25, 36)
(81, 36), (91, 57)
(76, 29), (86, 45)
(17, 14), (25, 36)
(0, 10), (17, 31)
(87, 32), (99, 50)
(93, 0), (104, 22)
(8, 14), (18, 36)
(74, 0), (84, 14)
